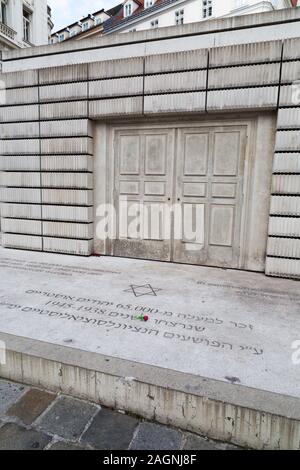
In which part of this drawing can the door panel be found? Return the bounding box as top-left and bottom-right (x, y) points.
(173, 126), (247, 267)
(113, 129), (174, 261)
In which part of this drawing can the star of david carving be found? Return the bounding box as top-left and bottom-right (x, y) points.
(124, 284), (162, 297)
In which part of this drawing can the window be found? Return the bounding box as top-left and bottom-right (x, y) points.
(124, 3), (132, 17)
(96, 18), (102, 25)
(59, 33), (65, 41)
(23, 8), (31, 42)
(0, 0), (7, 24)
(145, 0), (154, 7)
(82, 21), (89, 31)
(70, 30), (77, 37)
(234, 0), (247, 7)
(150, 18), (158, 28)
(175, 9), (184, 25)
(202, 0), (213, 18)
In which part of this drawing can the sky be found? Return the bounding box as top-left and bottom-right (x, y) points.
(48, 0), (117, 32)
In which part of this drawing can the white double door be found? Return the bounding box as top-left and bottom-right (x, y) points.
(112, 124), (247, 269)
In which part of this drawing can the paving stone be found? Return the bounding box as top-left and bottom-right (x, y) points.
(0, 379), (27, 416)
(184, 434), (240, 450)
(0, 423), (51, 450)
(37, 395), (98, 440)
(129, 423), (183, 450)
(48, 441), (89, 450)
(7, 388), (56, 425)
(184, 434), (222, 450)
(81, 408), (139, 450)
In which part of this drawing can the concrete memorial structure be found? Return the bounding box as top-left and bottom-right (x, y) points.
(0, 8), (300, 450)
(0, 8), (300, 279)
(1, 8), (300, 279)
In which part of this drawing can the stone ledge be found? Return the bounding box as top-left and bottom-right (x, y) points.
(0, 333), (299, 450)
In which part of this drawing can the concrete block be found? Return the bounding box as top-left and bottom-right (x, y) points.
(41, 155), (93, 172)
(48, 442), (88, 451)
(277, 108), (300, 130)
(130, 422), (182, 451)
(4, 87), (38, 105)
(40, 137), (93, 155)
(145, 71), (206, 94)
(1, 233), (42, 251)
(0, 156), (40, 171)
(210, 40), (282, 67)
(89, 97), (143, 117)
(1, 218), (42, 235)
(266, 257), (300, 278)
(0, 122), (39, 139)
(207, 87), (278, 111)
(0, 379), (27, 416)
(144, 92), (206, 114)
(39, 82), (88, 103)
(89, 77), (143, 98)
(273, 153), (300, 173)
(275, 131), (300, 151)
(41, 189), (93, 206)
(82, 409), (139, 450)
(42, 206), (93, 223)
(89, 57), (143, 80)
(270, 196), (300, 216)
(272, 175), (300, 195)
(0, 105), (39, 123)
(0, 423), (51, 450)
(39, 64), (88, 85)
(0, 172), (40, 188)
(283, 38), (300, 60)
(37, 395), (97, 440)
(43, 237), (93, 255)
(208, 63), (281, 89)
(0, 188), (41, 204)
(41, 173), (93, 189)
(0, 203), (42, 220)
(0, 139), (40, 156)
(7, 388), (56, 425)
(40, 120), (92, 138)
(0, 70), (38, 89)
(281, 61), (300, 84)
(42, 221), (93, 239)
(279, 85), (299, 107)
(145, 49), (208, 74)
(40, 101), (88, 120)
(267, 237), (300, 259)
(268, 217), (300, 237)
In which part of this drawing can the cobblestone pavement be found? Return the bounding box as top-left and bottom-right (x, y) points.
(0, 379), (240, 451)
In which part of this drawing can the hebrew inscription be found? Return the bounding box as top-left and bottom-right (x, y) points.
(0, 288), (264, 358)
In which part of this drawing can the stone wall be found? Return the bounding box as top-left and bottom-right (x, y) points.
(0, 15), (299, 277)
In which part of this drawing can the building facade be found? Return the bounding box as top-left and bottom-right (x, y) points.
(0, 0), (51, 51)
(50, 0), (297, 42)
(1, 8), (300, 280)
(50, 6), (122, 44)
(104, 0), (297, 34)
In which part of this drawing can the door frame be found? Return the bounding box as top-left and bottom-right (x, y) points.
(106, 116), (258, 269)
